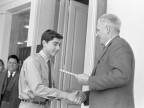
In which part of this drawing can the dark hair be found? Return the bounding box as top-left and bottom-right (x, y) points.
(41, 29), (63, 46)
(8, 55), (19, 63)
(0, 59), (4, 66)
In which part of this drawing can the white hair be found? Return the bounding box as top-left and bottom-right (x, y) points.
(98, 14), (121, 33)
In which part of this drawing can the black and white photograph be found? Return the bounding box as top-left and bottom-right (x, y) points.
(0, 0), (143, 108)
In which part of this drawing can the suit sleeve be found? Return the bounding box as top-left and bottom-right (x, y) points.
(88, 43), (133, 90)
(83, 90), (90, 106)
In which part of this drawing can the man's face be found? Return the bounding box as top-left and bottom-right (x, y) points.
(96, 22), (108, 45)
(7, 58), (18, 72)
(44, 38), (62, 56)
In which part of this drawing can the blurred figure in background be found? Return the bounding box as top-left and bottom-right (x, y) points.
(0, 59), (4, 73)
(0, 59), (5, 104)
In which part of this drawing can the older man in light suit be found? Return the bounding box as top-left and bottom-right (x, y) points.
(75, 14), (135, 108)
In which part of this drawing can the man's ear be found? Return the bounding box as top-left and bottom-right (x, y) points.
(105, 25), (110, 34)
(42, 40), (47, 47)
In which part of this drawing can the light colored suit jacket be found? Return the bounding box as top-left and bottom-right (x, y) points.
(84, 36), (135, 108)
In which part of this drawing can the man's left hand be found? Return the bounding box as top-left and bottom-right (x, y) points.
(75, 74), (89, 85)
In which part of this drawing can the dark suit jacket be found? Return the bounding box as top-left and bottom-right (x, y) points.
(84, 36), (135, 108)
(0, 71), (7, 102)
(0, 70), (20, 108)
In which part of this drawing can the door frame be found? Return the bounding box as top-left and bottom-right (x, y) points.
(56, 0), (107, 108)
(56, 0), (89, 108)
(56, 0), (98, 92)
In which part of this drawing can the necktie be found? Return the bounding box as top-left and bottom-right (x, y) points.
(7, 72), (13, 84)
(47, 60), (52, 88)
(9, 72), (13, 78)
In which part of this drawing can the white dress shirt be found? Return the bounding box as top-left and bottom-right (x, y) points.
(19, 50), (67, 101)
(8, 70), (16, 77)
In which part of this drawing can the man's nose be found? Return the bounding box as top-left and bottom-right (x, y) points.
(10, 64), (14, 67)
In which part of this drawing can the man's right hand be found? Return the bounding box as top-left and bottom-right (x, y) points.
(66, 91), (86, 104)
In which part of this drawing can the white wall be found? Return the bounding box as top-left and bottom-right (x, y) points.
(107, 0), (144, 108)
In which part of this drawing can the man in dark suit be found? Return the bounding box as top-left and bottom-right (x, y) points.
(75, 14), (135, 108)
(0, 55), (20, 108)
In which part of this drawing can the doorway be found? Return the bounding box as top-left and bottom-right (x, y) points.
(56, 1), (88, 108)
(8, 9), (30, 69)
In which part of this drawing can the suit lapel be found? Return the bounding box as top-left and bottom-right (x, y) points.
(91, 36), (120, 76)
(91, 46), (109, 76)
(98, 43), (111, 61)
(6, 71), (19, 91)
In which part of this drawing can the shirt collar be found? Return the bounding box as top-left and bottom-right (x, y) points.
(105, 36), (116, 47)
(105, 39), (112, 46)
(39, 50), (50, 63)
(8, 70), (16, 77)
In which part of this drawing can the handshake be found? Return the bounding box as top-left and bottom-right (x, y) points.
(65, 90), (86, 104)
(27, 90), (86, 104)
